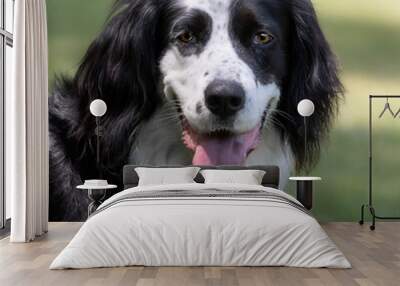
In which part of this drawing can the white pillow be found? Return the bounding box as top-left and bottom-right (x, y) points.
(200, 169), (266, 185)
(135, 167), (200, 186)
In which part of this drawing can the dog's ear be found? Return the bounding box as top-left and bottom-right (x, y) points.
(277, 0), (343, 171)
(70, 0), (174, 173)
(76, 0), (167, 116)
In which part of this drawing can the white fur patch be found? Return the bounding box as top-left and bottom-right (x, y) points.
(160, 0), (281, 134)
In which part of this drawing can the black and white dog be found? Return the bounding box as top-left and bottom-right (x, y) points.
(49, 0), (342, 221)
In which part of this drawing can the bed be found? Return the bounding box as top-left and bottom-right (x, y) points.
(50, 165), (350, 269)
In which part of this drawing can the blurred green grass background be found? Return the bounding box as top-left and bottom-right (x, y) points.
(47, 0), (400, 221)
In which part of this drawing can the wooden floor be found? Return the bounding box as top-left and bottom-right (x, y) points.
(0, 222), (399, 286)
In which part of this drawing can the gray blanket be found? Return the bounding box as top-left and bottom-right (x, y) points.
(92, 188), (310, 218)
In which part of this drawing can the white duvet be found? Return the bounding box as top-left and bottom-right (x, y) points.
(50, 183), (350, 269)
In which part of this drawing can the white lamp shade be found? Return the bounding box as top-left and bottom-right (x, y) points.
(297, 99), (315, 117)
(90, 99), (107, 117)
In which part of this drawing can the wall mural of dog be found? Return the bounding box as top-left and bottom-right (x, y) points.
(49, 0), (342, 221)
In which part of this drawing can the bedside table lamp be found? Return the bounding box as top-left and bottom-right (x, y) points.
(90, 99), (107, 176)
(297, 99), (315, 159)
(290, 99), (319, 210)
(76, 99), (111, 218)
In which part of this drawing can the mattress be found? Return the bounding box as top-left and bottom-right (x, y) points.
(50, 183), (350, 269)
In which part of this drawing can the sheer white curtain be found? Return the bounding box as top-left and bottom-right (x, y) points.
(7, 0), (49, 242)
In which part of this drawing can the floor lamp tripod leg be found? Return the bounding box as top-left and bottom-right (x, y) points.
(369, 206), (376, 231)
(359, 204), (365, 225)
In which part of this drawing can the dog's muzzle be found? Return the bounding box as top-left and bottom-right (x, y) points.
(181, 79), (262, 166)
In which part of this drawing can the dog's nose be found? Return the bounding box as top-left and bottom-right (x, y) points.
(205, 80), (245, 118)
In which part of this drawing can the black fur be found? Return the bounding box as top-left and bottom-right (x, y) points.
(277, 0), (343, 170)
(172, 9), (213, 56)
(49, 0), (342, 221)
(49, 0), (181, 221)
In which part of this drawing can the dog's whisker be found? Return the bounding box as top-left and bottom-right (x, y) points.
(273, 109), (294, 121)
(152, 113), (183, 124)
(265, 116), (287, 133)
(270, 109), (290, 119)
(153, 115), (181, 124)
(271, 109), (296, 125)
(158, 109), (184, 118)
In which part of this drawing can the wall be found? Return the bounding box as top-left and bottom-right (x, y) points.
(47, 0), (400, 221)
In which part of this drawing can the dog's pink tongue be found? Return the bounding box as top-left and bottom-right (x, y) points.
(192, 127), (260, 165)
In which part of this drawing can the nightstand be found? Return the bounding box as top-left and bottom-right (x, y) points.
(77, 184), (117, 217)
(289, 177), (321, 210)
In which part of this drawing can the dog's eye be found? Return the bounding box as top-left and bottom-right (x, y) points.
(254, 32), (273, 45)
(177, 31), (195, 44)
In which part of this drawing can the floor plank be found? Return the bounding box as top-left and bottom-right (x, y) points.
(0, 222), (399, 286)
